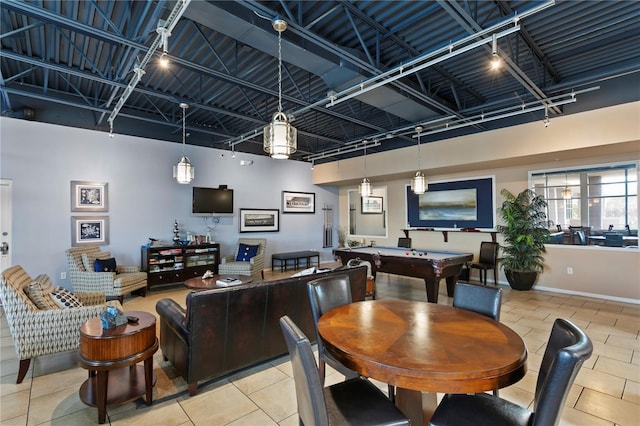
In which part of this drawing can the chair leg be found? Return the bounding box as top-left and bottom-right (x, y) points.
(261, 270), (264, 280)
(318, 359), (326, 386)
(17, 358), (31, 384)
(493, 268), (498, 286)
(388, 384), (395, 403)
(117, 295), (124, 305)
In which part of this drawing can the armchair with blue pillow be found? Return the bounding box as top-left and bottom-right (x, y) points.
(218, 238), (267, 280)
(66, 246), (147, 303)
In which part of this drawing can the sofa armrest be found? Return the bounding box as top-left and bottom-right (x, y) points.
(156, 298), (189, 338)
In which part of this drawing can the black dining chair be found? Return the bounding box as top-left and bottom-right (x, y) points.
(604, 233), (624, 247)
(453, 282), (502, 395)
(469, 241), (499, 286)
(428, 318), (593, 426)
(397, 237), (412, 248)
(573, 230), (587, 245)
(307, 275), (395, 401)
(279, 316), (410, 426)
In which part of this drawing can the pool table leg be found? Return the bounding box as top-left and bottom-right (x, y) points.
(424, 279), (439, 303)
(445, 274), (458, 298)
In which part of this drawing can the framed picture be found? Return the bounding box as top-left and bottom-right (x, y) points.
(71, 181), (108, 212)
(282, 191), (315, 214)
(71, 216), (109, 246)
(405, 176), (495, 229)
(240, 209), (280, 233)
(361, 196), (383, 214)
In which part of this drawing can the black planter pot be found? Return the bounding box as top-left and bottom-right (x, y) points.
(504, 269), (539, 291)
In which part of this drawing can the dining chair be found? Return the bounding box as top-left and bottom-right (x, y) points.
(604, 233), (624, 247)
(468, 241), (499, 285)
(306, 275), (360, 384)
(573, 230), (587, 245)
(397, 237), (412, 248)
(279, 315), (410, 426)
(453, 282), (502, 395)
(428, 318), (593, 426)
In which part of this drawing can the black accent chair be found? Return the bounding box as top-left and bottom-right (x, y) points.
(429, 318), (593, 426)
(469, 241), (499, 285)
(397, 237), (412, 248)
(453, 282), (502, 395)
(604, 233), (624, 247)
(307, 275), (396, 401)
(279, 316), (410, 426)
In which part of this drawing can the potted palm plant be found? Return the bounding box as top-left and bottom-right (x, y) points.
(496, 188), (551, 290)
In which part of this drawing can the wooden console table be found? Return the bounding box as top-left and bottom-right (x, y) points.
(402, 228), (497, 243)
(79, 310), (158, 424)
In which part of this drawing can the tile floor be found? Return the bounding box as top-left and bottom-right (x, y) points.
(1, 265), (639, 425)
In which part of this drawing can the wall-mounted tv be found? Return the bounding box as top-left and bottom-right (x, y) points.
(192, 186), (234, 215)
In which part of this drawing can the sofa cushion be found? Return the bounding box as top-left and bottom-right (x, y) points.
(94, 257), (117, 272)
(50, 287), (84, 309)
(236, 243), (259, 261)
(82, 251), (112, 272)
(24, 274), (59, 310)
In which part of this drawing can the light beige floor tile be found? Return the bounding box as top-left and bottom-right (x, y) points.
(624, 380), (640, 405)
(633, 351), (640, 366)
(231, 365), (289, 395)
(558, 405), (614, 426)
(592, 340), (634, 363)
(594, 356), (640, 381)
(226, 408), (278, 426)
(0, 389), (29, 422)
(278, 412), (299, 426)
(179, 382), (257, 425)
(573, 367), (625, 398)
(497, 384), (534, 409)
(575, 388), (640, 426)
(607, 334), (640, 351)
(41, 406), (105, 425)
(110, 400), (191, 426)
(26, 387), (88, 425)
(247, 377), (297, 423)
(30, 366), (87, 399)
(0, 372), (31, 397)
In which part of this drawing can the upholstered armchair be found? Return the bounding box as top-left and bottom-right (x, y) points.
(66, 246), (147, 303)
(0, 265), (122, 383)
(218, 238), (267, 280)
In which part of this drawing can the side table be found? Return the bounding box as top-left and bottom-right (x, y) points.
(78, 310), (158, 424)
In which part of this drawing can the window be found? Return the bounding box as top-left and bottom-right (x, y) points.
(531, 163), (637, 231)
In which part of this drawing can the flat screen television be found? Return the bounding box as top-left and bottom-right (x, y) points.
(192, 187), (234, 215)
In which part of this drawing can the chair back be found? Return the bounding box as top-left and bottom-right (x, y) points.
(478, 241), (499, 265)
(533, 318), (593, 426)
(453, 282), (502, 321)
(279, 315), (329, 426)
(397, 237), (412, 248)
(574, 230), (586, 245)
(603, 233), (623, 247)
(66, 246), (105, 273)
(307, 275), (352, 357)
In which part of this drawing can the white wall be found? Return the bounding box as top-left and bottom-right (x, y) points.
(0, 117), (339, 288)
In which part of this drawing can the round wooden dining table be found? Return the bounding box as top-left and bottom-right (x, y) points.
(318, 299), (527, 425)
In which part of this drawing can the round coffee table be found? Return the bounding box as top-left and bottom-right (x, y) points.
(183, 274), (252, 290)
(78, 310), (158, 424)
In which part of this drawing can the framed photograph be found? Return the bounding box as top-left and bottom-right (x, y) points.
(282, 191), (315, 214)
(71, 216), (109, 246)
(240, 209), (280, 233)
(361, 196), (384, 214)
(71, 181), (108, 212)
(405, 176), (495, 229)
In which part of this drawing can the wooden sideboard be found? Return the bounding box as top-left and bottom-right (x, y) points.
(141, 243), (219, 288)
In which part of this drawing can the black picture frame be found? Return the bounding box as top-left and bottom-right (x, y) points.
(406, 176), (495, 229)
(240, 208), (280, 232)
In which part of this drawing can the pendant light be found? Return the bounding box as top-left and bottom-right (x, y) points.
(359, 141), (372, 196)
(562, 172), (571, 200)
(173, 103), (195, 184)
(411, 126), (428, 194)
(263, 18), (297, 159)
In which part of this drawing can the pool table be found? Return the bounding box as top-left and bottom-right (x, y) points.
(333, 246), (473, 303)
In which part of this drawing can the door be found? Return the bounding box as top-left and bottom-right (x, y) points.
(0, 179), (12, 271)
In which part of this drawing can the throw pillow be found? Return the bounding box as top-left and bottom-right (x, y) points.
(24, 274), (59, 310)
(236, 243), (259, 261)
(50, 287), (83, 309)
(94, 257), (117, 272)
(81, 251), (111, 272)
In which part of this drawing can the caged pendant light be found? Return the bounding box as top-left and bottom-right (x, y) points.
(411, 126), (428, 194)
(263, 18), (297, 159)
(359, 141), (372, 196)
(173, 103), (195, 184)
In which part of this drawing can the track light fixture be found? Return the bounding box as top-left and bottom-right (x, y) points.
(490, 33), (501, 70)
(544, 105), (550, 127)
(263, 18), (297, 159)
(173, 103), (195, 184)
(157, 20), (171, 68)
(411, 126), (428, 195)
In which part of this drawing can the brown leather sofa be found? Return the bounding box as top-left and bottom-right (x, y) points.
(156, 266), (367, 396)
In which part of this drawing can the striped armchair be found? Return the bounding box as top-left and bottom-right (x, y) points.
(0, 265), (122, 383)
(218, 238), (267, 280)
(65, 246), (147, 303)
